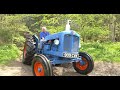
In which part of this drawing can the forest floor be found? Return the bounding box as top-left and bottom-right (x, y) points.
(0, 54), (120, 76)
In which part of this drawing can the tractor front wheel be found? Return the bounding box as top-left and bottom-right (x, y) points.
(73, 52), (94, 75)
(32, 55), (52, 76)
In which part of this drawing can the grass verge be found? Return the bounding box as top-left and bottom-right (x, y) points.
(0, 44), (20, 65)
(80, 42), (120, 62)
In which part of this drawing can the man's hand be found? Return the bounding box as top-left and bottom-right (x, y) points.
(48, 40), (51, 43)
(42, 37), (45, 40)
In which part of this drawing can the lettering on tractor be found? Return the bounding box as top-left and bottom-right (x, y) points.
(22, 20), (94, 76)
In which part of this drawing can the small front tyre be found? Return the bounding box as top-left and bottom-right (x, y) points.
(32, 55), (52, 76)
(73, 52), (94, 75)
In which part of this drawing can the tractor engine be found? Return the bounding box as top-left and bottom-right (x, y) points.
(42, 30), (80, 64)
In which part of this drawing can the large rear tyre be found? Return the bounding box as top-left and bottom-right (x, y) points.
(32, 55), (52, 76)
(22, 36), (35, 65)
(73, 52), (94, 75)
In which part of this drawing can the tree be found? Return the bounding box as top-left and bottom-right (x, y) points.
(109, 14), (116, 42)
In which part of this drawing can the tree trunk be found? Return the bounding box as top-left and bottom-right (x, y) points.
(109, 15), (116, 42)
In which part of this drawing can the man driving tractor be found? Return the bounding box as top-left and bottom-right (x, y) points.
(39, 26), (50, 49)
(40, 26), (50, 39)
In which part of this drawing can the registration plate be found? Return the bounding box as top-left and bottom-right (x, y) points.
(63, 53), (79, 58)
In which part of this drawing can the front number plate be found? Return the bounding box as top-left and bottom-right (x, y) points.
(63, 53), (79, 58)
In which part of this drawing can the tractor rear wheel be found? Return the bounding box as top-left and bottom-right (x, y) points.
(73, 52), (94, 75)
(22, 36), (35, 65)
(32, 55), (52, 76)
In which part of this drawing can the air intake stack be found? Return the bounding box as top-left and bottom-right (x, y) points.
(65, 20), (71, 31)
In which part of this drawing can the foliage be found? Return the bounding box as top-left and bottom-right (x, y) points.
(80, 42), (120, 62)
(0, 14), (30, 46)
(0, 44), (20, 65)
(0, 14), (120, 63)
(1, 14), (120, 44)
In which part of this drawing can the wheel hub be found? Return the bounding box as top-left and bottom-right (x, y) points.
(79, 60), (85, 65)
(38, 68), (42, 72)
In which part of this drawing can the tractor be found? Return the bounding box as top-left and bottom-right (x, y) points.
(22, 20), (94, 76)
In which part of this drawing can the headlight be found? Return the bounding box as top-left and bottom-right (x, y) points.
(54, 39), (59, 45)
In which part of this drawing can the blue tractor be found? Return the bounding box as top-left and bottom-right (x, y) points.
(22, 21), (94, 76)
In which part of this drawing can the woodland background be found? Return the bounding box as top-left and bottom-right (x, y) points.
(0, 14), (120, 64)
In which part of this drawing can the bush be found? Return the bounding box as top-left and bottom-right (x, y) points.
(0, 44), (20, 65)
(80, 42), (120, 62)
(80, 26), (109, 42)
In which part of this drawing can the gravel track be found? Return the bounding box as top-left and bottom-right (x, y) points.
(0, 57), (119, 76)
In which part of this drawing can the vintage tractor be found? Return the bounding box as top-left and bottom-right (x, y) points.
(23, 20), (94, 76)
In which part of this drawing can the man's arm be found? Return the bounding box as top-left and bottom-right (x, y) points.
(40, 32), (43, 39)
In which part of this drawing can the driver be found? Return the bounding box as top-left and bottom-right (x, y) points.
(39, 26), (50, 49)
(40, 27), (50, 39)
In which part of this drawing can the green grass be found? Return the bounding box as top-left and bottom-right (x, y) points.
(0, 42), (120, 65)
(80, 42), (120, 62)
(0, 44), (20, 65)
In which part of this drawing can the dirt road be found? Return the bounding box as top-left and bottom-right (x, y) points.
(0, 56), (120, 76)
